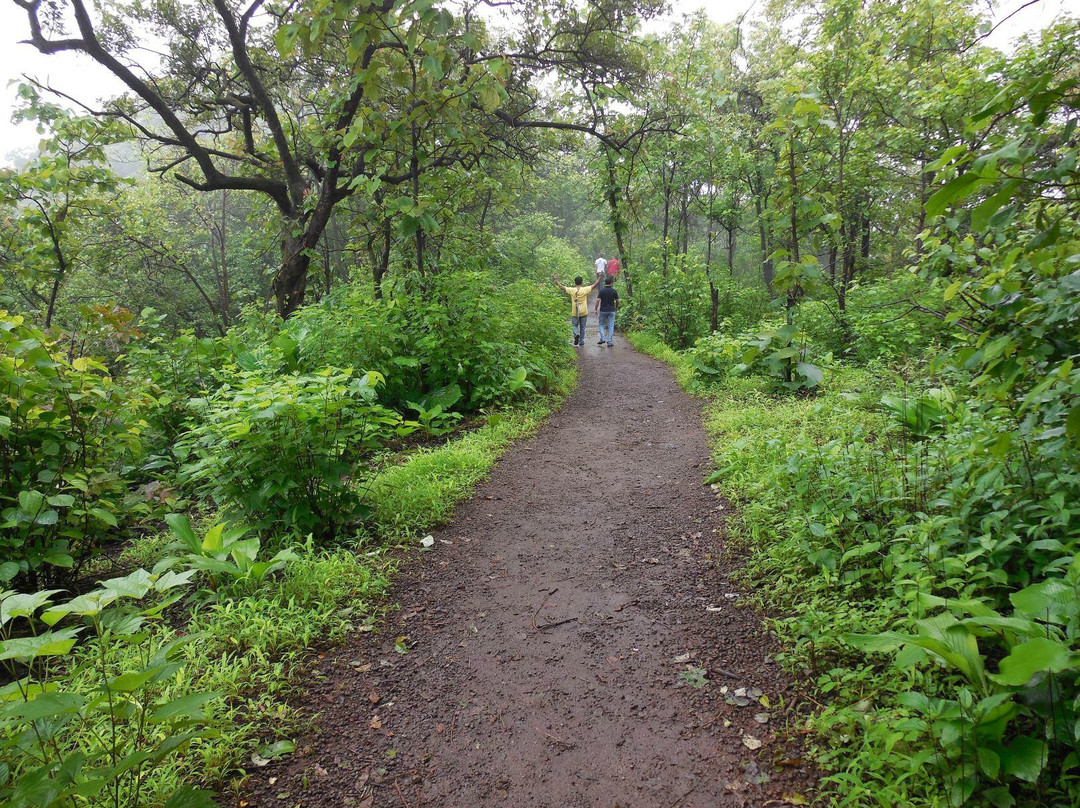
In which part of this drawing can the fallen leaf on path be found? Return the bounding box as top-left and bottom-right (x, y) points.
(435, 722), (446, 734)
(673, 652), (691, 663)
(759, 694), (772, 708)
(420, 535), (435, 548)
(314, 764), (329, 776)
(777, 759), (805, 768)
(754, 712), (770, 724)
(742, 735), (763, 750)
(781, 793), (810, 805)
(706, 605), (724, 613)
(268, 778), (277, 786)
(370, 715), (382, 729)
(367, 691), (380, 705)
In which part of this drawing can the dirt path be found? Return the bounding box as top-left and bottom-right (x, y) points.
(244, 319), (814, 808)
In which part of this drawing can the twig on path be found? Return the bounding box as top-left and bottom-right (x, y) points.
(534, 726), (576, 749)
(536, 616), (581, 631)
(394, 779), (412, 808)
(530, 588), (559, 629)
(667, 783), (697, 807)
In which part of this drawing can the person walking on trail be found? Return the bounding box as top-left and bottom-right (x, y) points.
(594, 254), (607, 284)
(606, 255), (621, 281)
(552, 273), (599, 347)
(594, 277), (619, 347)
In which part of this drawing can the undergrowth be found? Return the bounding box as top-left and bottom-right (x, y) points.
(1, 371), (576, 806)
(642, 328), (1080, 808)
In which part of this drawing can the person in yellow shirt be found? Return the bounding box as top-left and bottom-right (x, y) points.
(552, 273), (599, 347)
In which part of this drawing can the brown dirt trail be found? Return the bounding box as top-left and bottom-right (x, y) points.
(244, 319), (814, 808)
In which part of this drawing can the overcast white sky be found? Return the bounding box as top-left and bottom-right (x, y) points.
(1, 0), (1078, 164)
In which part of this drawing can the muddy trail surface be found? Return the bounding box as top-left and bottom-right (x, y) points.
(244, 317), (815, 808)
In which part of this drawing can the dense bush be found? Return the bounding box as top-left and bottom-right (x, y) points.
(0, 568), (216, 808)
(0, 312), (147, 589)
(177, 369), (402, 542)
(287, 267), (570, 412)
(624, 260), (712, 349)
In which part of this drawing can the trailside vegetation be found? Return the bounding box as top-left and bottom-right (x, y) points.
(618, 3), (1080, 807)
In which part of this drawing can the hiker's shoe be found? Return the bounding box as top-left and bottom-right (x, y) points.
(607, 342), (614, 347)
(597, 339), (605, 345)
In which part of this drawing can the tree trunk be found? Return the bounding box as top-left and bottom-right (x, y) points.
(754, 196), (773, 295)
(217, 190), (231, 327)
(604, 147), (632, 298)
(273, 230), (311, 318)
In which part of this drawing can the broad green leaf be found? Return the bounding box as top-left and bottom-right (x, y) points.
(796, 362), (823, 386)
(165, 513), (200, 552)
(201, 523), (225, 553)
(107, 664), (169, 693)
(1010, 579), (1076, 623)
(101, 568), (154, 599)
(149, 692), (219, 723)
(0, 628), (80, 660)
(1000, 736), (1047, 782)
(1, 590), (62, 624)
(926, 171), (988, 217)
(2, 691), (84, 722)
(992, 637), (1075, 686)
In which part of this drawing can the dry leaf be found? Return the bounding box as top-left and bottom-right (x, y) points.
(435, 722), (446, 734)
(742, 735), (762, 750)
(370, 715), (382, 730)
(368, 691), (380, 705)
(782, 793), (810, 805)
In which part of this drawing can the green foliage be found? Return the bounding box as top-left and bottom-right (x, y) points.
(0, 311), (147, 589)
(162, 514), (299, 598)
(687, 323), (827, 392)
(286, 268), (570, 413)
(0, 569), (216, 808)
(625, 258), (711, 349)
(178, 369), (402, 541)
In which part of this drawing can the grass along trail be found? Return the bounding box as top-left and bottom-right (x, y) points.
(244, 325), (816, 807)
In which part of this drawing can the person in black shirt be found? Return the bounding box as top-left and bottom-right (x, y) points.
(594, 278), (619, 347)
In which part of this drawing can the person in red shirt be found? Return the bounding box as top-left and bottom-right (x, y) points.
(606, 256), (621, 281)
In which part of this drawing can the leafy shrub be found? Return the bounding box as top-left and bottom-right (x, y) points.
(625, 258), (712, 349)
(163, 514), (298, 598)
(0, 570), (216, 808)
(178, 369), (402, 541)
(0, 311), (147, 589)
(287, 267), (569, 413)
(689, 322), (828, 392)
